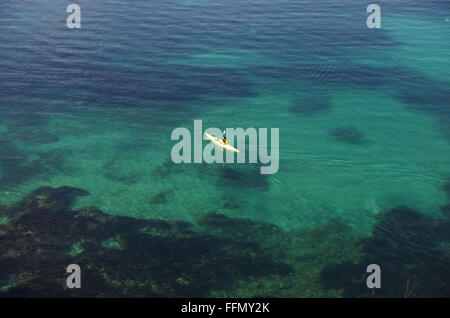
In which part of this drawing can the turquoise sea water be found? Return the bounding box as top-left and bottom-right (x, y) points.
(0, 0), (449, 297)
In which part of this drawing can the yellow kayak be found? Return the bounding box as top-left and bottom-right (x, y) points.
(205, 132), (239, 153)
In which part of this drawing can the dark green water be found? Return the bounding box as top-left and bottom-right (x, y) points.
(0, 0), (449, 297)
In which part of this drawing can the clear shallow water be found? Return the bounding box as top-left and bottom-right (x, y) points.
(0, 0), (449, 297)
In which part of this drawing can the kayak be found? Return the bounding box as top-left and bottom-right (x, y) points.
(205, 132), (240, 153)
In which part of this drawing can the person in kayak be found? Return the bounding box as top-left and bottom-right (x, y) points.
(221, 130), (228, 145)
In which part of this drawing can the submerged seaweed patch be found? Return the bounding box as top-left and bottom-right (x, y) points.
(80, 63), (256, 111)
(443, 179), (450, 198)
(102, 157), (138, 185)
(150, 190), (173, 205)
(4, 129), (59, 145)
(0, 141), (37, 190)
(217, 166), (270, 191)
(442, 204), (450, 218)
(0, 140), (70, 190)
(222, 195), (241, 210)
(104, 172), (137, 185)
(0, 186), (448, 297)
(290, 95), (333, 116)
(0, 186), (293, 297)
(320, 206), (450, 297)
(152, 158), (187, 179)
(393, 70), (450, 128)
(329, 127), (367, 145)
